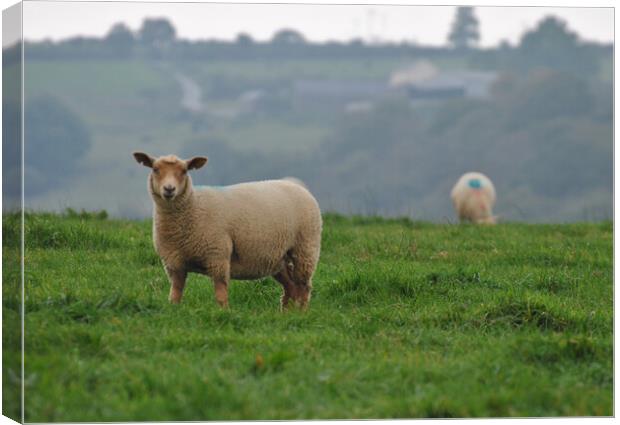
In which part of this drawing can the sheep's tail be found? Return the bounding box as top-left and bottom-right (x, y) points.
(282, 177), (308, 189)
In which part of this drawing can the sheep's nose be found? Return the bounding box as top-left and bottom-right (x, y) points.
(163, 185), (176, 195)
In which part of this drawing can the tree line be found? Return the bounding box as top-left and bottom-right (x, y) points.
(2, 12), (606, 79)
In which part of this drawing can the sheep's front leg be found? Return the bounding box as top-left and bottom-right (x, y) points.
(210, 261), (230, 308)
(166, 267), (187, 304)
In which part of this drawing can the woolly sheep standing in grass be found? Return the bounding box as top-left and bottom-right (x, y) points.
(133, 152), (322, 309)
(451, 172), (497, 224)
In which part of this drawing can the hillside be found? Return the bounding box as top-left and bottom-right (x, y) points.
(3, 15), (613, 221)
(2, 212), (613, 420)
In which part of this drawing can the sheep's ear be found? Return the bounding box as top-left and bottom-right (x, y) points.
(187, 156), (208, 170)
(133, 152), (155, 168)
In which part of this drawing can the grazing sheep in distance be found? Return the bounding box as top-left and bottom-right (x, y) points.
(133, 152), (322, 309)
(451, 172), (497, 224)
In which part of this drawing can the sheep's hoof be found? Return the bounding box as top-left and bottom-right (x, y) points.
(280, 297), (292, 312)
(169, 293), (183, 304)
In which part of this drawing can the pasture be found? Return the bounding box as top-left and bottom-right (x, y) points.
(2, 211), (613, 420)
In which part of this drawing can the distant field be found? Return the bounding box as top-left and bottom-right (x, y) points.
(2, 212), (612, 420)
(210, 121), (329, 153)
(22, 59), (336, 157)
(23, 60), (191, 161)
(20, 56), (467, 157)
(25, 60), (171, 96)
(183, 57), (415, 84)
(20, 54), (613, 164)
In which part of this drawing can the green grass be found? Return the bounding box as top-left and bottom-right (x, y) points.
(2, 212), (612, 420)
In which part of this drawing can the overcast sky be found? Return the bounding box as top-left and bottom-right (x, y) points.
(17, 1), (614, 48)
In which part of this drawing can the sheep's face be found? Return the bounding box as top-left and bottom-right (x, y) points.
(476, 215), (497, 225)
(133, 152), (208, 202)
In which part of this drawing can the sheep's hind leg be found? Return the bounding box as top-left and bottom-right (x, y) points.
(295, 282), (312, 310)
(166, 267), (187, 304)
(274, 263), (297, 311)
(290, 249), (318, 310)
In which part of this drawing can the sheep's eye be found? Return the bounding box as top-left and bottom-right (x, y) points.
(153, 168), (160, 174)
(182, 169), (187, 175)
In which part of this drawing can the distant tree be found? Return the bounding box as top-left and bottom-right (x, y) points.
(2, 43), (20, 66)
(349, 38), (364, 47)
(498, 39), (512, 51)
(448, 6), (480, 49)
(517, 16), (597, 76)
(520, 17), (577, 53)
(106, 22), (134, 43)
(104, 22), (134, 58)
(236, 33), (254, 46)
(139, 18), (176, 57)
(25, 95), (92, 194)
(272, 29), (306, 45)
(502, 70), (593, 130)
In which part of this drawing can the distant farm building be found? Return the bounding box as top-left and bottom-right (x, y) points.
(390, 61), (498, 102)
(288, 61), (498, 112)
(406, 72), (498, 100)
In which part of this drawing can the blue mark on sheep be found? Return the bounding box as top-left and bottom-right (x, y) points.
(468, 178), (482, 189)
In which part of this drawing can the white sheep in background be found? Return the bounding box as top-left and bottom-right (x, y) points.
(133, 152), (322, 309)
(451, 172), (497, 224)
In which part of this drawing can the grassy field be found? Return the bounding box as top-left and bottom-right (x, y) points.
(19, 56), (474, 159)
(183, 57), (415, 84)
(2, 211), (613, 421)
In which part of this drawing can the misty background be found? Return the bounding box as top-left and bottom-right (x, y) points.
(2, 4), (613, 222)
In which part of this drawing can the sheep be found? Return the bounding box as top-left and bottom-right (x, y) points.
(450, 172), (497, 224)
(133, 152), (322, 309)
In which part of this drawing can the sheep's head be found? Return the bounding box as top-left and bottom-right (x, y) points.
(133, 152), (208, 202)
(476, 215), (498, 225)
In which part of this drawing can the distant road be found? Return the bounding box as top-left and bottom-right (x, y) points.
(174, 72), (204, 113)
